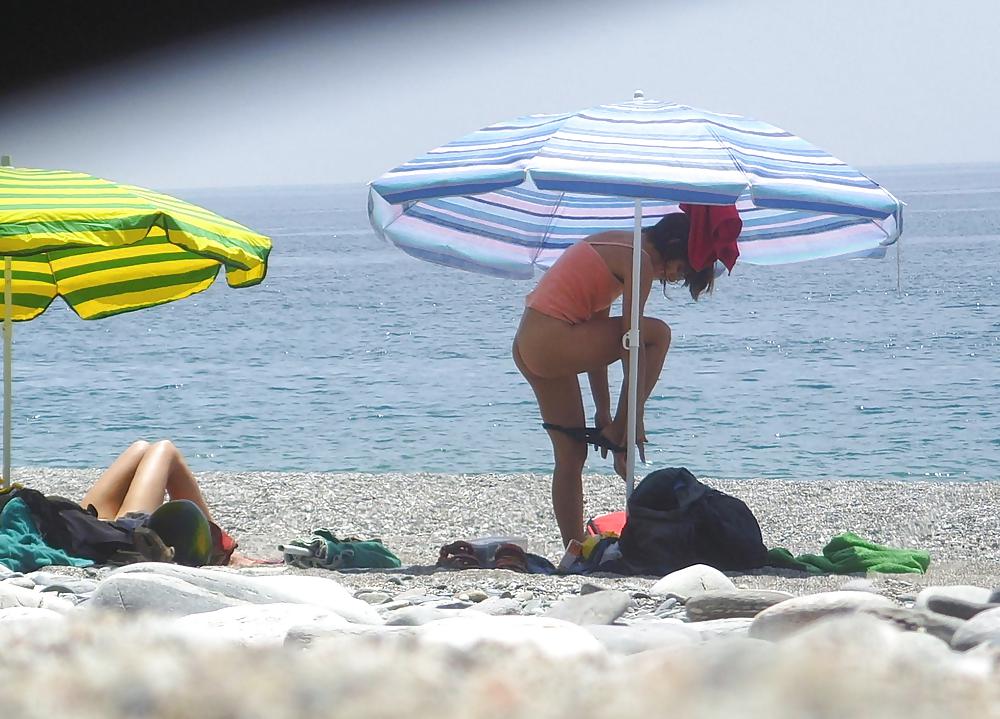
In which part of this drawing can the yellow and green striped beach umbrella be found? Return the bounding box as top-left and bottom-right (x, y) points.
(0, 162), (272, 487)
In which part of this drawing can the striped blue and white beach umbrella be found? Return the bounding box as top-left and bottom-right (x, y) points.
(368, 92), (904, 496)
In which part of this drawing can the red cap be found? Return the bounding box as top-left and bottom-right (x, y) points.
(679, 203), (742, 273)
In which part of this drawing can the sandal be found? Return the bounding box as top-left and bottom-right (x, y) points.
(437, 540), (482, 569)
(493, 543), (529, 573)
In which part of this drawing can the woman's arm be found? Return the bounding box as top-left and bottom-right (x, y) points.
(587, 306), (612, 427)
(611, 252), (655, 445)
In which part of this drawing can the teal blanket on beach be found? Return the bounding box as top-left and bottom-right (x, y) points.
(0, 497), (93, 572)
(767, 532), (930, 575)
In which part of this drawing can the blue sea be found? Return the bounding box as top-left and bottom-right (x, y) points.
(12, 164), (1000, 480)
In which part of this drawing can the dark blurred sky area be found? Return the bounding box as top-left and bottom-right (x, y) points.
(1, 1), (371, 97)
(2, 0), (998, 188)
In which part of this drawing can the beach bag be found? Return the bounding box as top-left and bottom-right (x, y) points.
(618, 467), (767, 574)
(585, 511), (626, 536)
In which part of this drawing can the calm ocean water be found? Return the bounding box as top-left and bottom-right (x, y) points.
(11, 164), (1000, 480)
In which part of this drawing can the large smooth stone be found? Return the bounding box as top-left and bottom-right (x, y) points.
(89, 574), (249, 616)
(110, 563), (380, 624)
(951, 607), (1000, 651)
(0, 582), (75, 614)
(650, 564), (736, 600)
(749, 591), (894, 641)
(170, 603), (347, 646)
(384, 606), (470, 626)
(586, 622), (699, 654)
(860, 605), (965, 644)
(685, 590), (793, 620)
(0, 606), (66, 624)
(0, 607), (69, 643)
(914, 585), (992, 611)
(543, 590), (631, 625)
(416, 615), (604, 658)
(781, 613), (954, 663)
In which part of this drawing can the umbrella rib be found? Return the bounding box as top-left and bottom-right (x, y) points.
(703, 122), (754, 201)
(534, 190), (568, 271)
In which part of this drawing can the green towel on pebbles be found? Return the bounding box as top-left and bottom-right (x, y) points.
(0, 497), (93, 572)
(767, 532), (930, 575)
(281, 529), (401, 570)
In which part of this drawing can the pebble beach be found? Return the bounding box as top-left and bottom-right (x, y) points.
(2, 468), (999, 718)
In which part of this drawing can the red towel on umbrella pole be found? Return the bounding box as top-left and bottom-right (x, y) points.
(679, 203), (742, 272)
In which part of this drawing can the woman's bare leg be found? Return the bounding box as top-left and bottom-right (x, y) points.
(514, 341), (588, 547)
(117, 440), (213, 521)
(80, 440), (151, 519)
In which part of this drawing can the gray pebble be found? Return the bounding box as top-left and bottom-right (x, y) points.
(951, 607), (1000, 651)
(514, 590), (534, 602)
(655, 597), (679, 614)
(840, 579), (878, 593)
(691, 617), (755, 640)
(26, 571), (72, 585)
(861, 605), (965, 644)
(579, 582), (608, 595)
(926, 597), (1000, 621)
(431, 600), (473, 610)
(356, 591), (393, 605)
(749, 591), (894, 641)
(469, 597), (520, 616)
(686, 590), (794, 621)
(4, 577), (36, 589)
(523, 599), (544, 613)
(375, 600), (412, 613)
(544, 590), (631, 625)
(915, 586), (992, 611)
(587, 622), (699, 654)
(384, 606), (462, 626)
(398, 594), (440, 605)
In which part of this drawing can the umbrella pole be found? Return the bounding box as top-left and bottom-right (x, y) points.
(625, 200), (642, 502)
(2, 255), (11, 490)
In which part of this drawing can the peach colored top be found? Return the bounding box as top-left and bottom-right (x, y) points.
(525, 241), (634, 325)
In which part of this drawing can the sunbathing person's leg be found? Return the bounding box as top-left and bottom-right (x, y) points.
(80, 440), (151, 519)
(117, 440), (214, 521)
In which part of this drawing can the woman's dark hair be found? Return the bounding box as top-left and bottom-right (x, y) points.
(643, 212), (714, 300)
